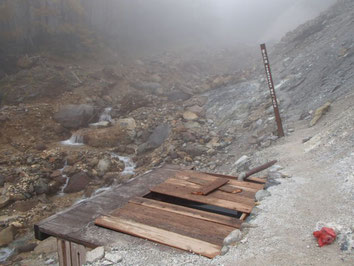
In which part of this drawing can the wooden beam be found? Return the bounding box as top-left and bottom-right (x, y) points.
(151, 182), (253, 213)
(95, 215), (222, 258)
(192, 178), (229, 196)
(129, 197), (242, 229)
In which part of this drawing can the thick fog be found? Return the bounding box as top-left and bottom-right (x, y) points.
(82, 0), (336, 55)
(0, 0), (337, 55)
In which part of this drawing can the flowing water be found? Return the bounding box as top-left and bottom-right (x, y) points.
(0, 248), (14, 263)
(99, 107), (113, 122)
(59, 160), (69, 195)
(60, 134), (84, 146)
(111, 153), (136, 175)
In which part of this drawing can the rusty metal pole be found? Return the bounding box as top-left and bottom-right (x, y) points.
(260, 43), (284, 137)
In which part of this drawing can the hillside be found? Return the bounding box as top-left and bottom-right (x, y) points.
(0, 0), (353, 265)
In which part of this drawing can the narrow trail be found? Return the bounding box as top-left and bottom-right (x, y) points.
(220, 96), (354, 265)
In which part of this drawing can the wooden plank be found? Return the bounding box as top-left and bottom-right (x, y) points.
(151, 182), (253, 213)
(175, 175), (255, 197)
(57, 239), (71, 266)
(192, 178), (229, 195)
(57, 239), (66, 266)
(71, 242), (87, 266)
(204, 172), (267, 184)
(164, 178), (255, 207)
(240, 213), (247, 221)
(246, 177), (267, 184)
(95, 215), (222, 258)
(110, 203), (233, 245)
(176, 171), (264, 191)
(129, 197), (242, 229)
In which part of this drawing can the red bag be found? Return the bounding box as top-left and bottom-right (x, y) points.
(313, 227), (336, 247)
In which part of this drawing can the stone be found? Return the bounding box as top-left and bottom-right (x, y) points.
(81, 124), (132, 148)
(167, 91), (191, 101)
(183, 111), (198, 121)
(220, 245), (229, 255)
(34, 237), (57, 254)
(116, 118), (136, 131)
(234, 155), (251, 172)
(105, 252), (123, 263)
(182, 143), (207, 157)
(268, 171), (284, 180)
(0, 195), (11, 210)
(89, 121), (110, 129)
(310, 102), (331, 127)
(35, 143), (47, 151)
(146, 124), (170, 150)
(0, 226), (15, 247)
(223, 229), (242, 246)
(255, 190), (271, 201)
(186, 105), (205, 117)
(54, 104), (96, 129)
(268, 165), (283, 172)
(33, 178), (49, 195)
(16, 242), (37, 253)
(97, 159), (111, 176)
(63, 172), (90, 193)
(86, 246), (105, 263)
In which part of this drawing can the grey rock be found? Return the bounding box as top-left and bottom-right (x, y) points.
(54, 104), (96, 129)
(220, 245), (229, 255)
(223, 229), (242, 246)
(34, 237), (57, 254)
(86, 246), (105, 263)
(234, 155), (251, 172)
(105, 253), (123, 263)
(146, 124), (170, 150)
(238, 172), (247, 181)
(268, 171), (284, 180)
(97, 159), (111, 176)
(182, 143), (208, 157)
(255, 190), (271, 201)
(34, 178), (49, 195)
(167, 91), (191, 101)
(268, 165), (283, 172)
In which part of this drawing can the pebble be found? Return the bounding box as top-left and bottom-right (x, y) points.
(255, 190), (271, 201)
(223, 229), (242, 246)
(86, 246), (105, 263)
(105, 252), (123, 263)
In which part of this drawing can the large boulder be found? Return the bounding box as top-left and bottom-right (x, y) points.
(147, 124), (170, 148)
(54, 104), (96, 129)
(80, 124), (133, 148)
(63, 172), (90, 193)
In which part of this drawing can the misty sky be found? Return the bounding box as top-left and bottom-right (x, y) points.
(209, 0), (336, 43)
(84, 0), (337, 55)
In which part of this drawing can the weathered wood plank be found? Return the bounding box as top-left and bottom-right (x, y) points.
(175, 175), (255, 197)
(129, 197), (242, 229)
(151, 182), (253, 213)
(164, 178), (255, 207)
(110, 203), (234, 245)
(176, 171), (264, 191)
(203, 172), (267, 184)
(95, 215), (222, 258)
(192, 178), (229, 195)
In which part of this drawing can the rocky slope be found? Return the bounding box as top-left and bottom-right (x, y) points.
(1, 0), (354, 265)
